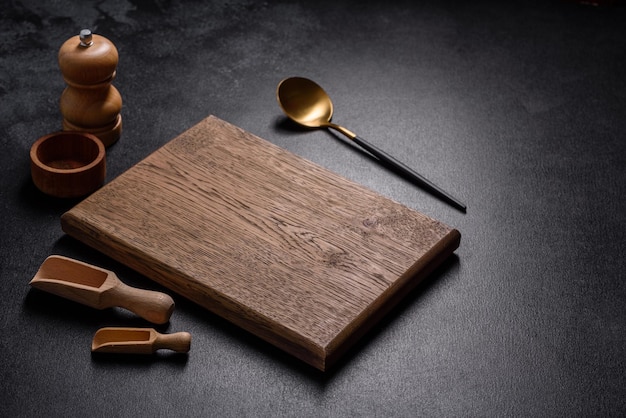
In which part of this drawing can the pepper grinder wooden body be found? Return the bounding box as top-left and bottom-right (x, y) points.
(58, 29), (122, 147)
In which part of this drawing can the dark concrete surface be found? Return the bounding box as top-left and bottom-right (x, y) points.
(1, 0), (625, 416)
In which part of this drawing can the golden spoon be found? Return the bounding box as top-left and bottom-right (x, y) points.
(276, 77), (466, 212)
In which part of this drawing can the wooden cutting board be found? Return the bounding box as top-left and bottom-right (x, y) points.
(61, 115), (461, 370)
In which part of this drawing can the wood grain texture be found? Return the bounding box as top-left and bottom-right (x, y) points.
(61, 115), (461, 370)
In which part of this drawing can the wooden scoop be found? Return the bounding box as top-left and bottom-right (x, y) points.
(30, 255), (175, 324)
(91, 327), (191, 354)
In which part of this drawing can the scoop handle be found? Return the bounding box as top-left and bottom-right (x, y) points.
(154, 331), (192, 353)
(351, 135), (467, 212)
(104, 283), (175, 324)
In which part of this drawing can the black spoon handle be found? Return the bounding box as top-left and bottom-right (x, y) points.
(351, 135), (467, 212)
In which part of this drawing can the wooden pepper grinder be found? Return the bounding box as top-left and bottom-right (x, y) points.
(58, 29), (122, 147)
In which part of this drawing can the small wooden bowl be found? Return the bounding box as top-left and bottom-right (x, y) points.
(30, 131), (106, 198)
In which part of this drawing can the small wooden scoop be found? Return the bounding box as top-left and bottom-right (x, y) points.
(30, 255), (175, 324)
(91, 327), (191, 354)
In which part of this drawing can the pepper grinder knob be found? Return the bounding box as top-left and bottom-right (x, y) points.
(79, 29), (93, 47)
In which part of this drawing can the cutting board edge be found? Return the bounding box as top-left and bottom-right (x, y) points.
(323, 228), (461, 370)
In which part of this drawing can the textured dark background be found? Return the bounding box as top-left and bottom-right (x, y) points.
(1, 0), (625, 416)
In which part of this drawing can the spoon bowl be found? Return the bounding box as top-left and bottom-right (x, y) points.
(277, 77), (334, 128)
(276, 77), (466, 212)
